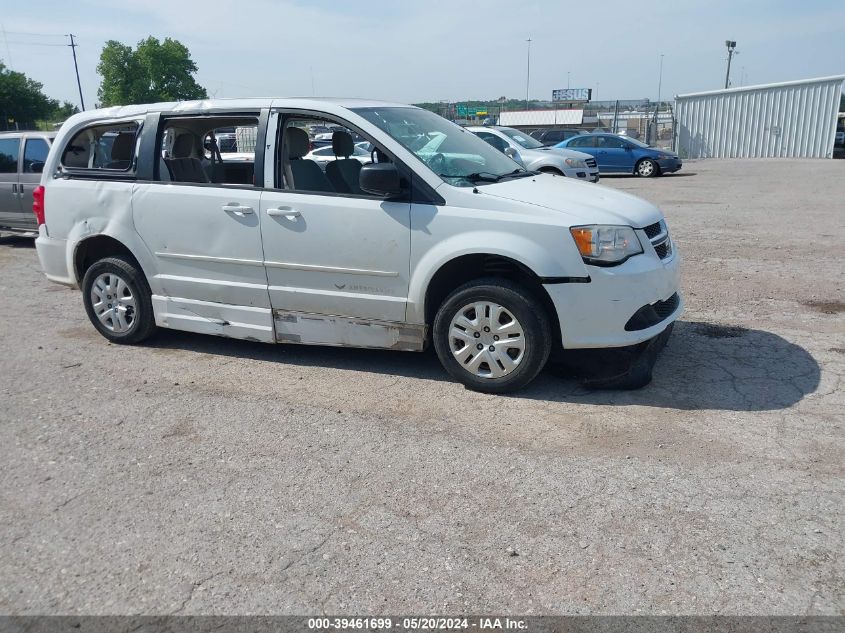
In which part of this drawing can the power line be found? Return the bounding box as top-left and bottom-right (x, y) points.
(2, 40), (67, 47)
(0, 30), (66, 38)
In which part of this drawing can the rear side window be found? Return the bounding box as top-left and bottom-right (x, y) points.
(24, 138), (50, 173)
(61, 122), (140, 172)
(0, 138), (20, 173)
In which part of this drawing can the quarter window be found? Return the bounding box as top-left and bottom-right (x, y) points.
(0, 138), (20, 173)
(61, 122), (140, 172)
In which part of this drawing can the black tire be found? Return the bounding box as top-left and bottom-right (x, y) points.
(81, 255), (156, 344)
(432, 277), (552, 393)
(635, 158), (660, 177)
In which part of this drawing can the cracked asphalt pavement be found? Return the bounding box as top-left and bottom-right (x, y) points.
(0, 159), (842, 615)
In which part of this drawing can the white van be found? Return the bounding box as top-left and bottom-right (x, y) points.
(34, 98), (681, 393)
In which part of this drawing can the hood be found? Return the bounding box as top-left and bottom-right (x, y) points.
(479, 174), (663, 227)
(521, 146), (592, 161)
(536, 146), (593, 160)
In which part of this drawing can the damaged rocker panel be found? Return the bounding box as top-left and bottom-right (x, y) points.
(273, 310), (427, 351)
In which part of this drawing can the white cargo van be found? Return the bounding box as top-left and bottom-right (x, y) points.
(34, 98), (681, 393)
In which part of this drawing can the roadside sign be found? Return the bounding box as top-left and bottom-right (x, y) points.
(552, 88), (592, 102)
(456, 105), (486, 117)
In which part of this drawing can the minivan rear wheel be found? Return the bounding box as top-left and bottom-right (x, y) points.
(432, 278), (552, 393)
(81, 256), (156, 344)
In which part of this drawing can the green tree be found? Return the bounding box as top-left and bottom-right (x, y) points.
(51, 101), (80, 121)
(0, 60), (58, 124)
(97, 36), (208, 106)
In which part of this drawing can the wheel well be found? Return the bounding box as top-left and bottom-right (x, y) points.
(424, 254), (562, 345)
(73, 235), (140, 283)
(538, 166), (564, 175)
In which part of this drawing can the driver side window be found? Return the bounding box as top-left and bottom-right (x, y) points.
(276, 114), (390, 197)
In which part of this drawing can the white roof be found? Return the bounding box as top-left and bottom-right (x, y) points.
(676, 75), (845, 99)
(64, 97), (415, 125)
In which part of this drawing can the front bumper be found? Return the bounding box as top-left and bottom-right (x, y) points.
(544, 248), (682, 349)
(657, 157), (683, 173)
(572, 168), (600, 183)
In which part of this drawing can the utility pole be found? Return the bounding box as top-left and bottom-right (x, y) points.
(67, 34), (85, 110)
(567, 71), (570, 89)
(525, 38), (531, 110)
(652, 53), (664, 143)
(724, 40), (737, 89)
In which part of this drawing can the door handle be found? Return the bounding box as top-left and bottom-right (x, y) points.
(267, 207), (301, 220)
(222, 203), (254, 216)
(11, 184), (17, 194)
(18, 185), (24, 197)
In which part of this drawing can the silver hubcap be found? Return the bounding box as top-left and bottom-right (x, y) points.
(639, 160), (654, 176)
(90, 273), (136, 333)
(449, 301), (526, 379)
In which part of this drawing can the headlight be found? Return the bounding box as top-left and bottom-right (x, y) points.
(569, 225), (643, 265)
(656, 153), (670, 159)
(564, 158), (587, 168)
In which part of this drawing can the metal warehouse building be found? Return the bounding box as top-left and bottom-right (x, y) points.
(675, 76), (845, 159)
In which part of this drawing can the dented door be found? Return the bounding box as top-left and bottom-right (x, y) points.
(259, 190), (411, 323)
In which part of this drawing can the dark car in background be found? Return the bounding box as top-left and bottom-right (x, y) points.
(557, 133), (682, 177)
(530, 128), (584, 147)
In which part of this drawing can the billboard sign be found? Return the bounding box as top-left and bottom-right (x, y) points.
(552, 88), (592, 102)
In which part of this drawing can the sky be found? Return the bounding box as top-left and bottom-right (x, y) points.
(1, 0), (844, 109)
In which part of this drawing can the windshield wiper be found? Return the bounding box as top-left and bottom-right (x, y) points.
(438, 169), (530, 183)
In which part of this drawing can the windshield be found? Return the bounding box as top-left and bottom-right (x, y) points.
(498, 127), (545, 149)
(352, 107), (527, 187)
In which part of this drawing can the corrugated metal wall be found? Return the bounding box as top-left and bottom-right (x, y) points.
(675, 76), (844, 159)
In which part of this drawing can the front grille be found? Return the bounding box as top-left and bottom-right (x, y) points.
(653, 292), (680, 317)
(585, 157), (597, 168)
(654, 241), (672, 259)
(624, 293), (680, 331)
(642, 222), (662, 239)
(641, 220), (672, 261)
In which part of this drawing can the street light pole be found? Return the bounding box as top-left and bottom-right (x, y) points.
(652, 53), (664, 143)
(724, 40), (737, 89)
(525, 38), (531, 110)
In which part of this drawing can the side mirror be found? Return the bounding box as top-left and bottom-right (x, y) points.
(503, 147), (517, 159)
(359, 163), (403, 196)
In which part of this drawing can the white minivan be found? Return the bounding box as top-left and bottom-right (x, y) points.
(34, 98), (681, 393)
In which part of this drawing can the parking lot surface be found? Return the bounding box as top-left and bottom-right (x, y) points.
(1, 159), (842, 615)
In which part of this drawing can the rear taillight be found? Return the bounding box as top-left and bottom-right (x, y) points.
(32, 185), (45, 226)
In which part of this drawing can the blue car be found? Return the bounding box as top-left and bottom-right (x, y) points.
(556, 133), (682, 177)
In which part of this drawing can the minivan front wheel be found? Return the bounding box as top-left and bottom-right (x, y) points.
(82, 256), (156, 344)
(433, 278), (552, 393)
(636, 158), (659, 177)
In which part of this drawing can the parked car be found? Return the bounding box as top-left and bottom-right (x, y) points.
(0, 130), (55, 234)
(470, 130), (526, 168)
(836, 129), (845, 146)
(33, 99), (680, 393)
(530, 128), (584, 146)
(304, 143), (372, 170)
(558, 134), (682, 177)
(467, 126), (599, 182)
